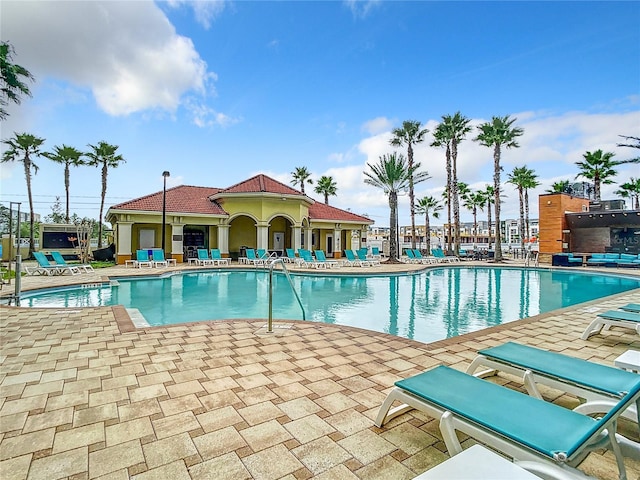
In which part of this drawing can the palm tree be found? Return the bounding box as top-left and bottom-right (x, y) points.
(1, 133), (45, 257)
(615, 177), (640, 210)
(314, 175), (337, 204)
(291, 166), (313, 194)
(617, 135), (640, 162)
(461, 189), (485, 248)
(364, 153), (430, 262)
(431, 113), (471, 255)
(415, 196), (442, 254)
(43, 145), (85, 223)
(390, 120), (429, 250)
(431, 123), (453, 254)
(1, 42), (34, 120)
(474, 115), (524, 261)
(546, 180), (572, 194)
(521, 167), (540, 241)
(481, 185), (495, 249)
(84, 141), (125, 247)
(507, 166), (529, 251)
(575, 149), (639, 201)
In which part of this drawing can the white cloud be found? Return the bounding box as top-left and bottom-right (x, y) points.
(343, 0), (382, 19)
(361, 116), (393, 135)
(166, 0), (228, 30)
(1, 1), (217, 117)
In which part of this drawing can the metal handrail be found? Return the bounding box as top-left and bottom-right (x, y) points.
(267, 258), (305, 333)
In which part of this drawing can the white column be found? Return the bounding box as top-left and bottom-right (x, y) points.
(304, 227), (313, 250)
(257, 222), (269, 249)
(117, 222), (133, 255)
(171, 223), (184, 256)
(218, 224), (229, 254)
(292, 226), (302, 252)
(333, 226), (342, 256)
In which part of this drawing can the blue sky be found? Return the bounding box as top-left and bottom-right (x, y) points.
(1, 0), (639, 227)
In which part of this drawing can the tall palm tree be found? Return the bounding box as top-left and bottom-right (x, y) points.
(84, 141), (125, 247)
(481, 185), (495, 250)
(1, 42), (34, 120)
(521, 167), (540, 241)
(390, 120), (429, 250)
(474, 115), (524, 262)
(43, 145), (85, 223)
(291, 166), (313, 194)
(507, 166), (529, 251)
(431, 123), (453, 254)
(1, 133), (45, 257)
(415, 196), (442, 254)
(364, 153), (430, 262)
(615, 177), (640, 210)
(546, 180), (572, 194)
(575, 149), (639, 201)
(431, 113), (471, 255)
(314, 175), (337, 204)
(461, 189), (485, 248)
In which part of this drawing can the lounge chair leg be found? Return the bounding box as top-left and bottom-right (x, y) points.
(465, 355), (498, 379)
(572, 400), (639, 428)
(375, 389), (413, 427)
(581, 320), (603, 340)
(439, 411), (463, 456)
(523, 370), (544, 400)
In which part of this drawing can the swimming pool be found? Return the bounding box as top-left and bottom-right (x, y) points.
(17, 267), (640, 343)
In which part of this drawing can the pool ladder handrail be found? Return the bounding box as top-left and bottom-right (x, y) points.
(267, 258), (305, 333)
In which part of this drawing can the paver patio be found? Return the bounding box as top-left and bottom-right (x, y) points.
(1, 262), (639, 479)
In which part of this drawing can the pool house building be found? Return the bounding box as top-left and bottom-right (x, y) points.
(106, 174), (373, 264)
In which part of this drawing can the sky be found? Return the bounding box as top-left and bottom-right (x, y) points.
(1, 0), (639, 228)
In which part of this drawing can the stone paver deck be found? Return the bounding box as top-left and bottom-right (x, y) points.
(1, 261), (640, 479)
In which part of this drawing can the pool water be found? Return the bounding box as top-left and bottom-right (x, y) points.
(19, 267), (640, 343)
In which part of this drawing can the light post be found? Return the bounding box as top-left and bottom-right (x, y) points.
(162, 171), (170, 253)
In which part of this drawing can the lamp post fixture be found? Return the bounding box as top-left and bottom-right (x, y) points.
(162, 171), (170, 253)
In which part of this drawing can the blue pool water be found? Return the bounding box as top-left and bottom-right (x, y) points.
(18, 267), (640, 343)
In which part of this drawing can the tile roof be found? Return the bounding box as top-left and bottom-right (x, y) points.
(220, 174), (303, 196)
(109, 175), (371, 223)
(309, 202), (373, 223)
(110, 185), (226, 215)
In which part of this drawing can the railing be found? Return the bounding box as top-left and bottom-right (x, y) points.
(267, 258), (305, 333)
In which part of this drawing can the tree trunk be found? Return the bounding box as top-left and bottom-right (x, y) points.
(425, 214), (431, 254)
(445, 145), (452, 255)
(518, 187), (525, 251)
(408, 143), (416, 250)
(451, 140), (460, 256)
(65, 164), (70, 223)
(524, 189), (530, 241)
(493, 144), (502, 261)
(24, 157), (35, 258)
(98, 162), (108, 248)
(487, 201), (492, 250)
(389, 191), (398, 261)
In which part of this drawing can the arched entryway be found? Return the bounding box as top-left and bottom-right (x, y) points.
(228, 215), (258, 260)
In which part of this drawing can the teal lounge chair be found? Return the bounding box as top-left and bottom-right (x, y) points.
(51, 251), (94, 273)
(245, 249), (266, 266)
(134, 250), (153, 268)
(314, 249), (341, 268)
(621, 304), (640, 313)
(404, 249), (418, 263)
(431, 247), (460, 263)
(257, 249), (276, 261)
(283, 248), (299, 264)
(298, 249), (325, 269)
(34, 251), (80, 275)
(151, 249), (176, 267)
(376, 365), (640, 480)
(581, 310), (640, 339)
(466, 342), (639, 427)
(413, 249), (437, 264)
(357, 248), (380, 266)
(371, 246), (382, 259)
(344, 249), (370, 267)
(210, 249), (230, 266)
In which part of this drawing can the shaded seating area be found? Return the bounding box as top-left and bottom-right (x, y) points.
(376, 364), (640, 480)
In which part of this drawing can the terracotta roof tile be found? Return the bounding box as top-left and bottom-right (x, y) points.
(110, 185), (226, 215)
(220, 174), (303, 196)
(309, 202), (373, 223)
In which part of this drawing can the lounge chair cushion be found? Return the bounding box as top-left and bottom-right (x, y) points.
(476, 342), (639, 397)
(396, 366), (599, 459)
